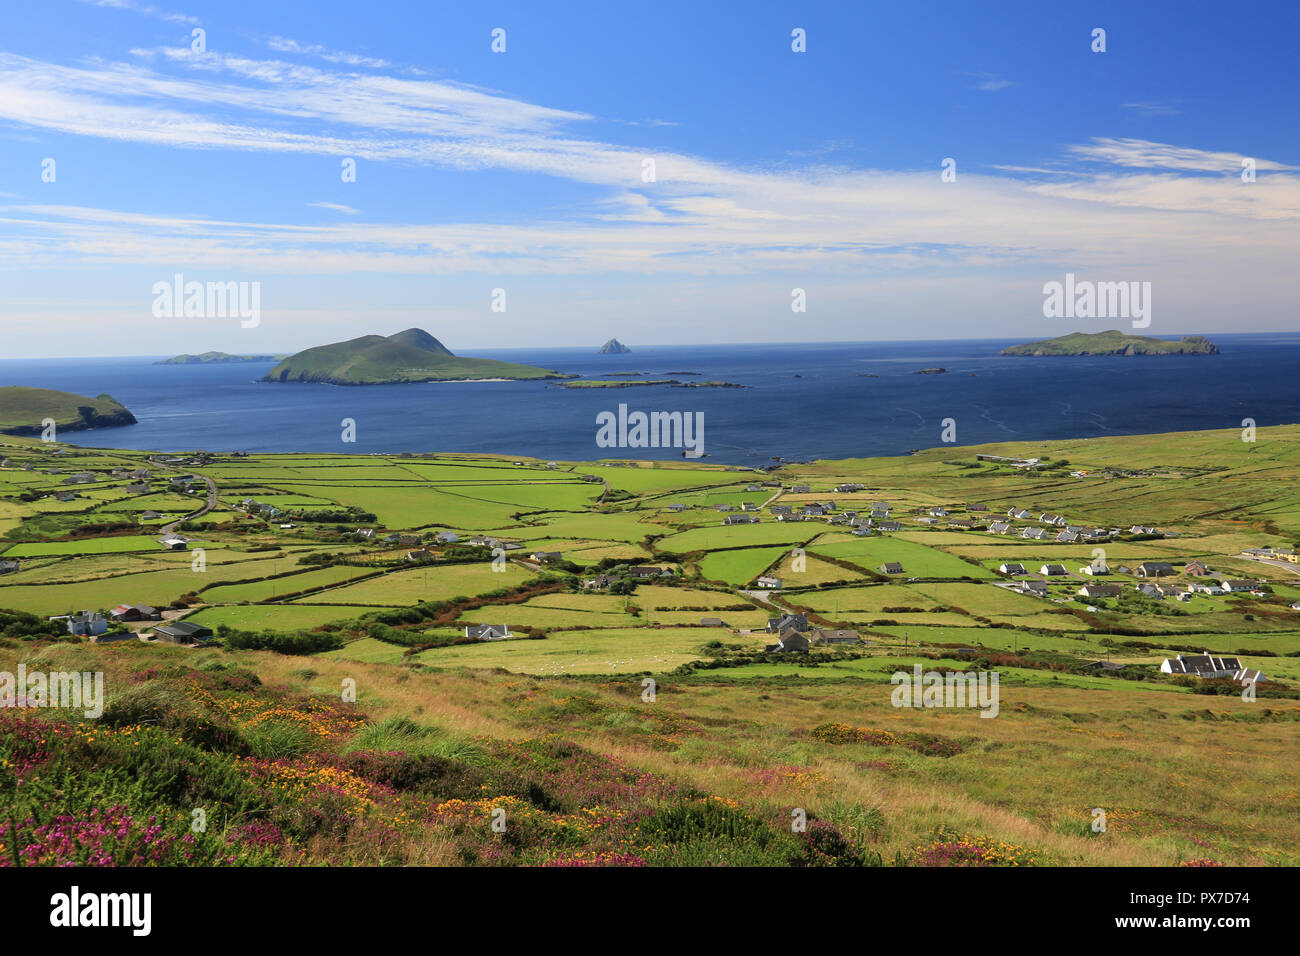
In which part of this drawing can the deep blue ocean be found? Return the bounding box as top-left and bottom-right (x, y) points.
(2, 334), (1297, 465)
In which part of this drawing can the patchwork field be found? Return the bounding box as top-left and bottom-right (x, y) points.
(3, 425), (1300, 869)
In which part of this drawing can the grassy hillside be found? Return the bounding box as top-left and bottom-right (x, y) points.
(0, 386), (136, 435)
(1000, 330), (1220, 356)
(264, 329), (573, 384)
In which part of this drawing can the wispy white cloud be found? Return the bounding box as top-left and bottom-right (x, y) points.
(307, 201), (358, 214)
(76, 0), (198, 26)
(1068, 137), (1296, 173)
(961, 71), (1014, 92)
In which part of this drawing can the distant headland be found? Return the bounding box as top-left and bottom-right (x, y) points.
(598, 338), (632, 354)
(155, 351), (286, 365)
(0, 386), (137, 435)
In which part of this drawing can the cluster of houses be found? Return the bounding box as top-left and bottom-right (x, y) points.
(999, 557), (1278, 605)
(49, 607), (213, 646)
(582, 565), (675, 590)
(762, 612), (865, 653)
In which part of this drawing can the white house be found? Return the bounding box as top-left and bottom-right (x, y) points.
(1079, 564), (1109, 576)
(465, 624), (511, 641)
(756, 575), (782, 589)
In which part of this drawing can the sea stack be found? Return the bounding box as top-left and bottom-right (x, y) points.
(598, 338), (632, 355)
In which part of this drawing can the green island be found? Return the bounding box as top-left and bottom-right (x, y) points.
(264, 328), (576, 385)
(155, 352), (287, 365)
(0, 386), (137, 436)
(1001, 330), (1221, 357)
(2, 423), (1299, 867)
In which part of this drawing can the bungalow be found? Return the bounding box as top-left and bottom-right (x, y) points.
(770, 505), (793, 515)
(966, 503), (989, 512)
(0, 560), (19, 575)
(800, 504), (828, 517)
(875, 521), (902, 532)
(529, 551), (563, 564)
(880, 562), (905, 575)
(434, 531), (459, 544)
(834, 483), (865, 493)
(1018, 581), (1048, 597)
(1223, 579), (1269, 595)
(810, 628), (863, 646)
(1131, 525), (1157, 535)
(109, 604), (160, 622)
(66, 611), (108, 637)
(1156, 584), (1189, 598)
(740, 502), (759, 512)
(1020, 527), (1049, 540)
(870, 503), (891, 517)
(915, 517), (938, 526)
(790, 485), (811, 494)
(406, 549), (435, 563)
(125, 482), (151, 494)
(1039, 564), (1068, 576)
(928, 506), (948, 517)
(140, 510), (162, 521)
(1079, 563), (1109, 576)
(700, 617), (728, 627)
(1135, 562), (1175, 578)
(948, 518), (978, 530)
(666, 503), (688, 512)
(766, 613), (809, 634)
(1008, 508), (1032, 520)
(629, 566), (666, 579)
(988, 521), (1012, 535)
(756, 575), (782, 589)
(582, 574), (616, 591)
(151, 621), (213, 645)
(723, 514), (759, 525)
(158, 535), (188, 551)
(714, 504), (735, 512)
(1055, 530), (1080, 543)
(1161, 652), (1266, 684)
(765, 629), (811, 653)
(1078, 584), (1121, 599)
(1191, 582), (1226, 596)
(745, 484), (763, 492)
(465, 624), (511, 641)
(998, 563), (1027, 575)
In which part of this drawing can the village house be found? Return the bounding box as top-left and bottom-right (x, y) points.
(948, 518), (979, 530)
(740, 502), (759, 511)
(834, 483), (865, 493)
(1020, 527), (1049, 540)
(966, 503), (989, 512)
(529, 551), (563, 564)
(0, 559), (19, 575)
(666, 503), (688, 512)
(1135, 562), (1175, 577)
(1056, 530), (1081, 543)
(875, 521), (902, 532)
(998, 562), (1028, 575)
(700, 617), (728, 627)
(1018, 581), (1048, 597)
(880, 562), (904, 575)
(790, 484), (811, 494)
(1039, 564), (1068, 576)
(1079, 563), (1109, 576)
(582, 574), (616, 591)
(465, 624), (511, 641)
(916, 517), (938, 526)
(1008, 508), (1032, 519)
(755, 575), (782, 589)
(723, 514), (759, 525)
(1222, 579), (1268, 594)
(1184, 560), (1211, 575)
(406, 549), (435, 563)
(1078, 584), (1122, 599)
(928, 506), (948, 517)
(988, 521), (1012, 535)
(158, 534), (188, 551)
(629, 566), (668, 579)
(434, 531), (459, 544)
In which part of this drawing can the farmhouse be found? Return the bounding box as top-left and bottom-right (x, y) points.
(998, 563), (1027, 575)
(1222, 579), (1265, 593)
(1056, 530), (1080, 543)
(790, 485), (811, 493)
(1039, 564), (1068, 576)
(1184, 560), (1210, 576)
(756, 575), (782, 589)
(1135, 562), (1175, 578)
(1018, 581), (1048, 597)
(765, 630), (811, 653)
(700, 617), (728, 627)
(1079, 563), (1109, 575)
(929, 507), (948, 517)
(1020, 527), (1048, 540)
(1007, 508), (1032, 519)
(158, 535), (188, 551)
(766, 613), (809, 634)
(723, 514), (759, 525)
(151, 621), (213, 645)
(1083, 660), (1127, 672)
(529, 551), (563, 564)
(835, 483), (865, 493)
(0, 559), (18, 575)
(406, 549), (435, 563)
(988, 521), (1012, 534)
(1131, 525), (1157, 535)
(875, 521), (902, 532)
(966, 503), (989, 511)
(465, 624), (511, 641)
(666, 503), (687, 512)
(629, 566), (667, 579)
(66, 611), (108, 637)
(880, 562), (905, 575)
(434, 531), (459, 543)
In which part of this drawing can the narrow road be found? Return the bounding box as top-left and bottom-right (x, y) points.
(161, 475), (217, 534)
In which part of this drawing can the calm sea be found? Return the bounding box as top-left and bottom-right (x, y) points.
(2, 334), (1297, 465)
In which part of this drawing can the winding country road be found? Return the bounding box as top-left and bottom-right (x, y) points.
(160, 475), (217, 535)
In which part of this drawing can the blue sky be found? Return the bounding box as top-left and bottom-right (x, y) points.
(0, 0), (1297, 357)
